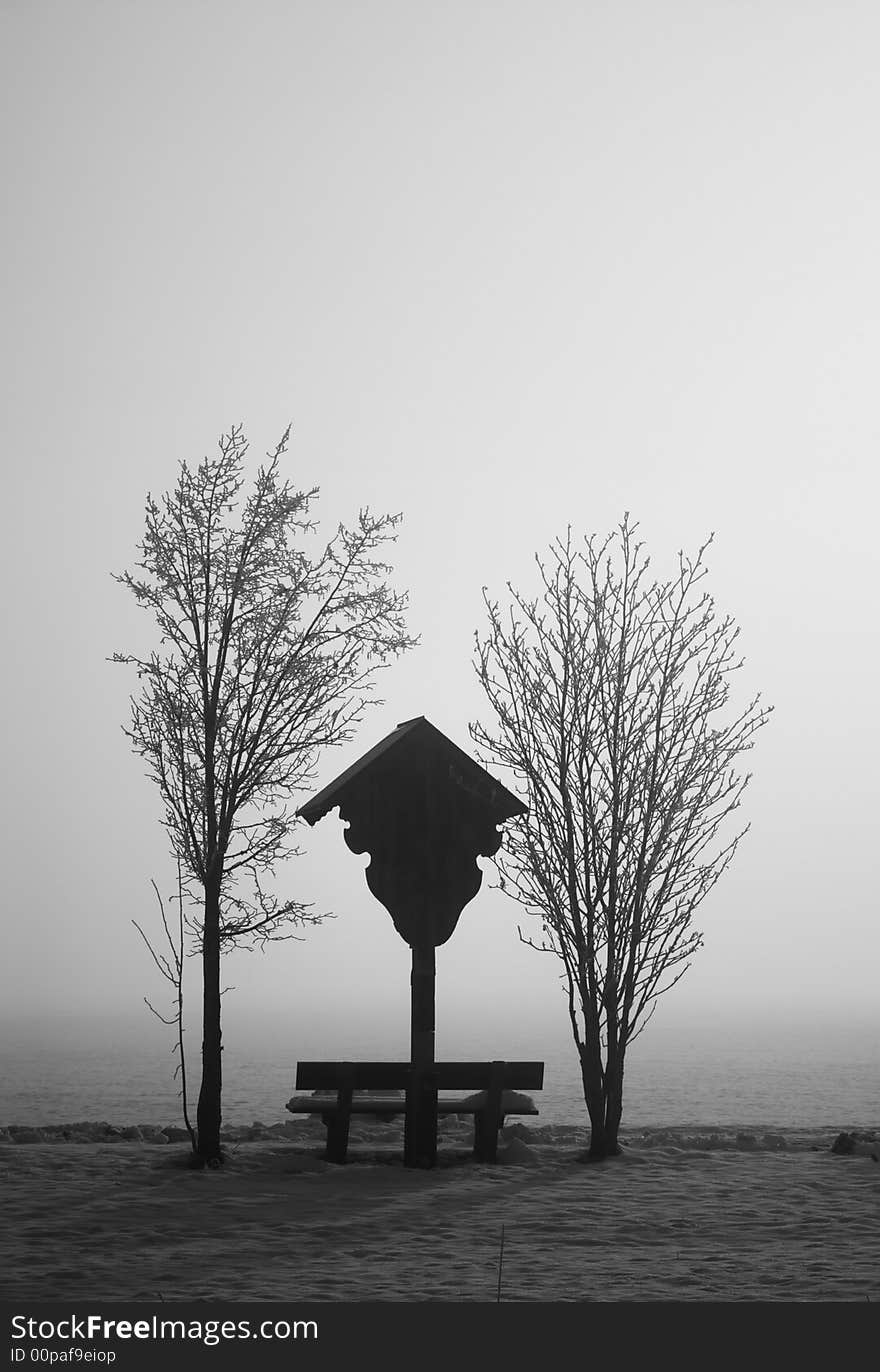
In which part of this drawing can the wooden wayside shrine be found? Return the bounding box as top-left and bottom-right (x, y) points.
(297, 715), (529, 1167)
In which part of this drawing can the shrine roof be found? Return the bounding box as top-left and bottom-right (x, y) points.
(297, 715), (527, 825)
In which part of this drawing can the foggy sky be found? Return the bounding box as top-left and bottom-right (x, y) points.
(2, 1), (878, 1060)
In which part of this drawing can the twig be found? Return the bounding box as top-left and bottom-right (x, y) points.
(133, 867), (197, 1154)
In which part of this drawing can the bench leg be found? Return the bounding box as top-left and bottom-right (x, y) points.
(473, 1112), (485, 1161)
(473, 1110), (501, 1163)
(475, 1069), (505, 1162)
(322, 1103), (352, 1164)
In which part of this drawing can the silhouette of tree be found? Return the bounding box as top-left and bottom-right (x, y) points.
(113, 425), (415, 1163)
(472, 518), (771, 1160)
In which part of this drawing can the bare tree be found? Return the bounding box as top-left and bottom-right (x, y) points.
(132, 865), (197, 1155)
(113, 425), (415, 1163)
(472, 518), (771, 1159)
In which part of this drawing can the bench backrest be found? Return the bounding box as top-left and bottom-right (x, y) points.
(295, 1060), (544, 1092)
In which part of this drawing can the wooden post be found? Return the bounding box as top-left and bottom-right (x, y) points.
(405, 941), (437, 1167)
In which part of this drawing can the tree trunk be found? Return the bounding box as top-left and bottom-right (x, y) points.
(602, 1052), (624, 1158)
(579, 1041), (624, 1160)
(196, 872), (223, 1164)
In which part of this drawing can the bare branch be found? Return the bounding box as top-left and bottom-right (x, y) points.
(132, 871), (197, 1152)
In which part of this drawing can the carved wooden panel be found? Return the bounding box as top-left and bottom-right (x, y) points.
(339, 764), (504, 947)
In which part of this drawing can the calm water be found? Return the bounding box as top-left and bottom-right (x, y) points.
(2, 1019), (877, 1132)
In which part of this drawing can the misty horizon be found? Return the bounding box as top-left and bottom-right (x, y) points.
(2, 3), (878, 1114)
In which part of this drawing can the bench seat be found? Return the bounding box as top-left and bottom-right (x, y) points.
(285, 1094), (540, 1118)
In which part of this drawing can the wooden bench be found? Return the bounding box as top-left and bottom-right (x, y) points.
(286, 1060), (544, 1164)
